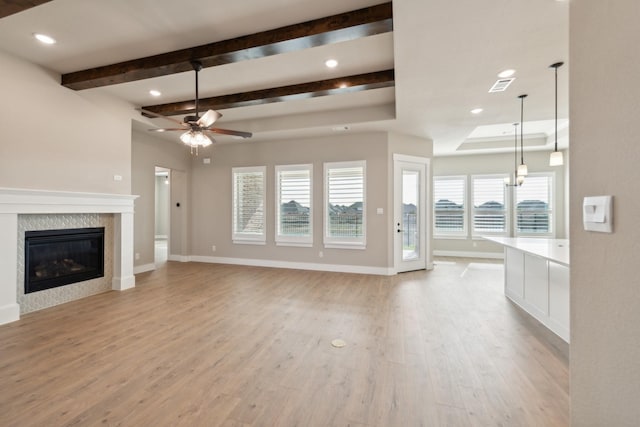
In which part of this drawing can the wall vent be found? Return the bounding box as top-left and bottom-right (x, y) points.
(489, 78), (515, 93)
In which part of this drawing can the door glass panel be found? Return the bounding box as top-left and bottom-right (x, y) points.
(402, 169), (420, 261)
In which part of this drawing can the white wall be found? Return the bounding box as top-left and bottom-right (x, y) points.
(570, 1), (640, 425)
(0, 50), (133, 194)
(433, 150), (568, 257)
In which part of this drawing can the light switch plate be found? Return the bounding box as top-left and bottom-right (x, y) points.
(583, 195), (613, 233)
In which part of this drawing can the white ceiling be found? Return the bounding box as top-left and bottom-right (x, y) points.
(0, 0), (569, 155)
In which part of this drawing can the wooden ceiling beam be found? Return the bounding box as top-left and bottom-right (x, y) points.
(140, 69), (395, 117)
(62, 2), (393, 90)
(0, 0), (52, 19)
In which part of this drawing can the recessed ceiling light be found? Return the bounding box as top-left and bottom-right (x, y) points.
(325, 59), (338, 68)
(149, 90), (161, 97)
(471, 108), (483, 114)
(33, 33), (56, 45)
(498, 69), (516, 78)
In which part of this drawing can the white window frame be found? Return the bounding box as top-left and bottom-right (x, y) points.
(275, 164), (313, 247)
(232, 166), (266, 245)
(514, 172), (555, 237)
(323, 160), (366, 250)
(471, 173), (510, 237)
(433, 175), (467, 239)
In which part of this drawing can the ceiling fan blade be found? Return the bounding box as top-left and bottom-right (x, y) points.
(136, 108), (185, 126)
(149, 128), (188, 132)
(208, 127), (253, 139)
(197, 109), (222, 127)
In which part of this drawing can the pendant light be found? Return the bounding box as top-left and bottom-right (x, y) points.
(549, 62), (564, 166)
(505, 123), (523, 186)
(517, 94), (528, 178)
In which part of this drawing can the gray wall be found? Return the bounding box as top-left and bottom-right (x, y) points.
(188, 132), (431, 270)
(433, 150), (568, 256)
(0, 50), (133, 194)
(570, 0), (640, 424)
(131, 130), (191, 267)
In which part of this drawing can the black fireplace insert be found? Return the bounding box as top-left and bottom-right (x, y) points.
(24, 227), (105, 294)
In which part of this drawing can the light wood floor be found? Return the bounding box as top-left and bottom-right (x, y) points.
(0, 259), (569, 426)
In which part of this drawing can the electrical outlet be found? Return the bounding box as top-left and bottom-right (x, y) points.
(473, 241), (478, 248)
(135, 252), (140, 260)
(319, 251), (324, 258)
(211, 245), (216, 252)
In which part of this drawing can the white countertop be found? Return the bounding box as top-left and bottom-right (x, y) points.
(483, 236), (570, 267)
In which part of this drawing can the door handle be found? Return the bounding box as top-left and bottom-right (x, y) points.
(397, 228), (404, 233)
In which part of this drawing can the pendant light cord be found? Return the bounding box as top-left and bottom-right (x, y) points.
(519, 94), (527, 165)
(554, 65), (558, 151)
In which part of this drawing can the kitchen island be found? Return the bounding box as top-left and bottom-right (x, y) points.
(484, 237), (570, 343)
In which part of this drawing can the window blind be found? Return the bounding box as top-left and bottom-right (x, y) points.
(472, 175), (507, 234)
(276, 165), (312, 244)
(324, 161), (366, 248)
(434, 176), (466, 235)
(516, 174), (552, 234)
(232, 167), (266, 243)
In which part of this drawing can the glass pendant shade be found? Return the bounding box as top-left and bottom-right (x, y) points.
(549, 150), (564, 166)
(517, 163), (528, 177)
(180, 130), (212, 147)
(516, 175), (525, 186)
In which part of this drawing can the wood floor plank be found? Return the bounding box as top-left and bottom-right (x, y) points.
(0, 258), (569, 426)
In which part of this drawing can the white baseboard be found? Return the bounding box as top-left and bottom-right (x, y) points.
(133, 263), (155, 275)
(155, 235), (168, 240)
(434, 250), (504, 259)
(189, 255), (395, 276)
(168, 254), (190, 262)
(112, 275), (136, 291)
(0, 303), (20, 325)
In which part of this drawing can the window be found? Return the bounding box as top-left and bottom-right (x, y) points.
(324, 161), (366, 249)
(232, 166), (266, 244)
(433, 176), (466, 237)
(471, 174), (508, 235)
(515, 173), (553, 236)
(276, 164), (312, 246)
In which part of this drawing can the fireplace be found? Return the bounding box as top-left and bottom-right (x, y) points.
(24, 227), (105, 294)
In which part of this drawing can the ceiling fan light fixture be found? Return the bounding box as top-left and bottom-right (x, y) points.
(149, 89), (161, 97)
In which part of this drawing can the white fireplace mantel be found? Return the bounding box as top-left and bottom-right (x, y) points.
(0, 187), (139, 325)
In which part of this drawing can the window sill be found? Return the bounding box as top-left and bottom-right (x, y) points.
(233, 239), (266, 245)
(275, 241), (313, 248)
(323, 243), (366, 250)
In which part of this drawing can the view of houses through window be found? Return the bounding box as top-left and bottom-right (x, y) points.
(434, 172), (554, 238)
(324, 161), (366, 248)
(276, 164), (312, 246)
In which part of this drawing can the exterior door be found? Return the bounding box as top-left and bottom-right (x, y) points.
(394, 155), (429, 273)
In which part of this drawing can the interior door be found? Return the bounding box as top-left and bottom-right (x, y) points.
(394, 155), (428, 273)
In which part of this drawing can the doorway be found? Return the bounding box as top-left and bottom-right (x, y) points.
(394, 154), (430, 273)
(154, 167), (170, 265)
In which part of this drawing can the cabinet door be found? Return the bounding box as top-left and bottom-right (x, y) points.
(549, 262), (570, 336)
(524, 254), (549, 317)
(505, 247), (524, 298)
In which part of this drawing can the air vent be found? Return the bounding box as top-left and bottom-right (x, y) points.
(489, 78), (515, 93)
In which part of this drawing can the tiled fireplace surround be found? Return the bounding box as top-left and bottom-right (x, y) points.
(0, 188), (137, 325)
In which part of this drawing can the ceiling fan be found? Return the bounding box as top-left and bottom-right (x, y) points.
(139, 60), (252, 155)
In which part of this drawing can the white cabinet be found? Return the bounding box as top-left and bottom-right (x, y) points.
(549, 262), (570, 340)
(524, 254), (549, 318)
(505, 247), (524, 298)
(491, 237), (570, 343)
